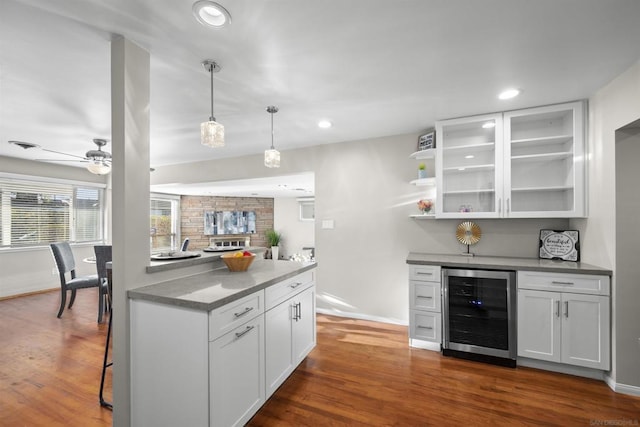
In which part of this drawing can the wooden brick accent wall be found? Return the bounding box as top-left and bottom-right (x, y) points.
(180, 196), (274, 249)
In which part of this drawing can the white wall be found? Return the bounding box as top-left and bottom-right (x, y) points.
(273, 197), (314, 259)
(615, 125), (640, 390)
(153, 134), (568, 324)
(572, 58), (640, 390)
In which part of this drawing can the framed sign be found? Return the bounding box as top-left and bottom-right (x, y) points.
(539, 229), (580, 261)
(417, 130), (435, 151)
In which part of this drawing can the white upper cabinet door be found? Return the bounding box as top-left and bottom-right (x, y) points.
(503, 101), (586, 218)
(435, 113), (504, 218)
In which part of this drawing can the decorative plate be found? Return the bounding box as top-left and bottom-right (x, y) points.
(456, 221), (482, 245)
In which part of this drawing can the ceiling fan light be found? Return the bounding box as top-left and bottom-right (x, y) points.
(201, 120), (225, 147)
(264, 148), (280, 168)
(87, 160), (111, 175)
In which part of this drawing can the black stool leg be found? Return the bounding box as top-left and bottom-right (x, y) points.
(99, 308), (113, 409)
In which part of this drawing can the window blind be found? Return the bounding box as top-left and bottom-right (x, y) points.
(0, 177), (103, 248)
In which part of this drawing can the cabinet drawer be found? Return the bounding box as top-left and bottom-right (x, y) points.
(410, 281), (441, 312)
(209, 290), (264, 341)
(265, 270), (315, 310)
(517, 271), (610, 296)
(409, 265), (441, 282)
(409, 310), (441, 343)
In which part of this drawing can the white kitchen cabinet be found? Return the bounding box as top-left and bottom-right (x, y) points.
(435, 101), (585, 218)
(435, 113), (503, 218)
(408, 265), (442, 349)
(504, 101), (585, 217)
(517, 271), (610, 370)
(266, 283), (316, 397)
(210, 316), (265, 427)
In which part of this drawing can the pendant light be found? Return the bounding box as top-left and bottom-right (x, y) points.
(201, 60), (224, 148)
(264, 105), (280, 168)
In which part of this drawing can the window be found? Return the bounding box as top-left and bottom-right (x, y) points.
(298, 198), (315, 221)
(0, 175), (105, 249)
(150, 194), (180, 251)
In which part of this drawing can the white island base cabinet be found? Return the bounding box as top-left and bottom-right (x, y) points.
(130, 269), (316, 427)
(265, 273), (316, 397)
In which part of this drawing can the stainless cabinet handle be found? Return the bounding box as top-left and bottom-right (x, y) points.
(564, 301), (569, 318)
(292, 302), (300, 321)
(417, 326), (434, 330)
(289, 282), (303, 289)
(417, 295), (433, 299)
(552, 281), (574, 286)
(297, 302), (302, 321)
(416, 272), (433, 276)
(233, 306), (254, 318)
(507, 198), (510, 213)
(235, 325), (255, 339)
(555, 300), (560, 318)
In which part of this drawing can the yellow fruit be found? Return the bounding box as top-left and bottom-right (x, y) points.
(233, 251), (243, 258)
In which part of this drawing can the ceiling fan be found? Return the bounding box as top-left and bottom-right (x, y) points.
(8, 138), (112, 175)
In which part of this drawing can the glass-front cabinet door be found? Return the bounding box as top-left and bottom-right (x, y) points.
(503, 101), (585, 218)
(435, 114), (503, 218)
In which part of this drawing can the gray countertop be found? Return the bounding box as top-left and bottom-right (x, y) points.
(130, 258), (317, 311)
(146, 247), (266, 273)
(406, 252), (612, 276)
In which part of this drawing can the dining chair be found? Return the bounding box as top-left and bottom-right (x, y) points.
(94, 245), (113, 321)
(50, 242), (107, 323)
(180, 238), (190, 252)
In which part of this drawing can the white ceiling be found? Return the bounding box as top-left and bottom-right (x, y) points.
(2, 0), (640, 196)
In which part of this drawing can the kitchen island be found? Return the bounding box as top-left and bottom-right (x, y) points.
(129, 257), (317, 427)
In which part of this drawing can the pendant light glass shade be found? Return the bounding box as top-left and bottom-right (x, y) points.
(264, 105), (280, 168)
(201, 60), (224, 148)
(201, 120), (225, 147)
(264, 148), (280, 168)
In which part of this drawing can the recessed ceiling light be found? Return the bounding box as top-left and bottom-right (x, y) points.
(498, 88), (521, 100)
(482, 121), (496, 129)
(318, 120), (332, 129)
(192, 1), (231, 28)
(465, 155), (475, 159)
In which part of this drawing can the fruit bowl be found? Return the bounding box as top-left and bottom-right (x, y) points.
(220, 251), (256, 272)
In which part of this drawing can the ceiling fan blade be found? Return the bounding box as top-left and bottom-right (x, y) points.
(40, 147), (87, 160)
(35, 158), (89, 163)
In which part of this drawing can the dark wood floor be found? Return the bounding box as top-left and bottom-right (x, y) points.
(1, 289), (639, 426)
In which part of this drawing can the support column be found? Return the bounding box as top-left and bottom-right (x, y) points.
(110, 35), (150, 427)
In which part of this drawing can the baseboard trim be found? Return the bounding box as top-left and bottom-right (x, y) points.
(316, 308), (407, 326)
(517, 357), (605, 381)
(605, 377), (640, 397)
(0, 287), (57, 301)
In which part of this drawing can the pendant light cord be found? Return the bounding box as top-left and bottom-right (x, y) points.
(270, 111), (275, 149)
(210, 64), (215, 122)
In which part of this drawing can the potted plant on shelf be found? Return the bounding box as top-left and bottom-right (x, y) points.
(266, 229), (282, 260)
(418, 163), (427, 179)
